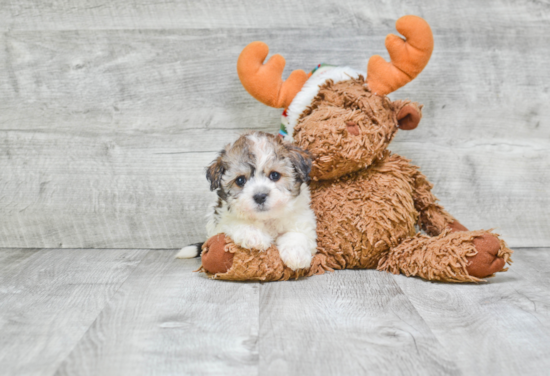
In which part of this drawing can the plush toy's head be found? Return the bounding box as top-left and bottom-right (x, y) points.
(237, 15), (433, 181)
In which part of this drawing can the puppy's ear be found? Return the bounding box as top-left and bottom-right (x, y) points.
(284, 144), (312, 183)
(206, 151), (226, 191)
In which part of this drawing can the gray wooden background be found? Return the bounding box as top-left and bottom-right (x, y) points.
(2, 3), (550, 375)
(1, 0), (549, 249)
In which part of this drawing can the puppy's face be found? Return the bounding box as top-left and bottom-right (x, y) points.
(207, 132), (311, 220)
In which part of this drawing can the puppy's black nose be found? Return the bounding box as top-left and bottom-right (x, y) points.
(253, 193), (268, 204)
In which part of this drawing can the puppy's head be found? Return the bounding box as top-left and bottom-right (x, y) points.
(207, 131), (311, 219)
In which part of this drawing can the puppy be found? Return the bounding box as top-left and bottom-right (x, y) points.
(176, 131), (317, 271)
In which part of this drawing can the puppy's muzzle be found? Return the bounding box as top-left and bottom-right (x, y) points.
(253, 193), (268, 204)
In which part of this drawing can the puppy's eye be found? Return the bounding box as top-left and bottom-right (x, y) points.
(235, 176), (247, 187)
(269, 171), (281, 182)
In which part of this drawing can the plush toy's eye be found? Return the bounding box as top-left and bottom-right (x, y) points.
(269, 171), (281, 182)
(235, 176), (247, 187)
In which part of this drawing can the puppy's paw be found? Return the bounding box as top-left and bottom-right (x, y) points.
(230, 226), (273, 251)
(278, 243), (313, 271)
(244, 232), (273, 251)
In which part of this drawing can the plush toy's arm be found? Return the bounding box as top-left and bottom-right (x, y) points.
(411, 168), (467, 235)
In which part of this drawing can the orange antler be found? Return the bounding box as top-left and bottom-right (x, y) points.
(237, 42), (308, 108)
(367, 15), (434, 96)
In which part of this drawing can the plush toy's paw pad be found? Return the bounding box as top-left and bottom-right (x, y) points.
(201, 234), (234, 275)
(466, 234), (506, 278)
(278, 244), (313, 271)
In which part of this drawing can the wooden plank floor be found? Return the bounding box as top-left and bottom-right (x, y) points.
(1, 248), (549, 375)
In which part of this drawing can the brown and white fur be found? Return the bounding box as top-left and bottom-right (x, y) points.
(176, 131), (317, 271)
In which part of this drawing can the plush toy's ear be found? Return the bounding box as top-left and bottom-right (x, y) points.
(206, 152), (226, 191)
(284, 143), (312, 183)
(394, 101), (423, 130)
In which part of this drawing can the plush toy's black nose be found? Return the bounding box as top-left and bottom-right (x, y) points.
(253, 193), (268, 204)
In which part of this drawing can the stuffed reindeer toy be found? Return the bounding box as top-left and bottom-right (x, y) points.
(197, 15), (512, 282)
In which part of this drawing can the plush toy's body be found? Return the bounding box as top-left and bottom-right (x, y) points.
(198, 16), (512, 282)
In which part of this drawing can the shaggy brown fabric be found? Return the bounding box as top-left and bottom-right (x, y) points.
(201, 73), (512, 282)
(410, 168), (457, 236)
(201, 236), (332, 281)
(310, 152), (417, 270)
(294, 77), (399, 181)
(448, 221), (469, 232)
(378, 229), (513, 282)
(202, 151), (514, 283)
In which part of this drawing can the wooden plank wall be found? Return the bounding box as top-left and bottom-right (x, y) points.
(1, 1), (549, 248)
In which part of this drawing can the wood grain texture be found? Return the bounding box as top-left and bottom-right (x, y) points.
(1, 1), (549, 248)
(392, 248), (550, 376)
(1, 248), (549, 375)
(506, 249), (550, 336)
(1, 0), (549, 31)
(259, 269), (460, 375)
(55, 252), (259, 376)
(2, 27), (549, 136)
(0, 248), (148, 376)
(0, 133), (547, 248)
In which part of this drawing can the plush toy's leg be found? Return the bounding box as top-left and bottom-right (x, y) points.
(200, 234), (331, 281)
(406, 166), (513, 281)
(377, 229), (513, 282)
